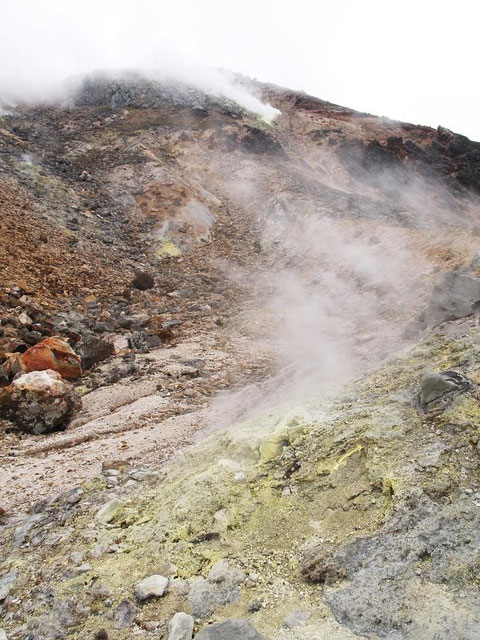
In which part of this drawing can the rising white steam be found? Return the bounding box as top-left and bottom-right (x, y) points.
(0, 1), (279, 120)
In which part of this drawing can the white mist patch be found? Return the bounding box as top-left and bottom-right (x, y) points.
(196, 69), (281, 122)
(152, 66), (281, 122)
(0, 1), (280, 121)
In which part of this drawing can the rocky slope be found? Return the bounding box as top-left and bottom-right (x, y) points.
(1, 72), (480, 639)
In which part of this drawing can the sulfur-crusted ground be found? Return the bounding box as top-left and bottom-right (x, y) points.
(1, 73), (480, 639)
(1, 315), (480, 639)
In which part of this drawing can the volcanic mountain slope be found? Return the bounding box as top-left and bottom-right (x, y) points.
(1, 73), (480, 639)
(1, 71), (479, 513)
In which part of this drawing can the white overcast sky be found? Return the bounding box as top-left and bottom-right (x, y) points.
(1, 0), (479, 140)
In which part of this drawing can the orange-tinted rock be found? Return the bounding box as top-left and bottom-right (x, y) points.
(20, 337), (82, 379)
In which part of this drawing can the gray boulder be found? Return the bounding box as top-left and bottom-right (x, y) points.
(424, 271), (480, 327)
(168, 612), (194, 640)
(0, 369), (81, 434)
(283, 611), (312, 629)
(0, 572), (17, 600)
(194, 619), (268, 640)
(320, 493), (480, 639)
(114, 599), (137, 628)
(134, 574), (168, 600)
(187, 561), (245, 618)
(416, 369), (472, 414)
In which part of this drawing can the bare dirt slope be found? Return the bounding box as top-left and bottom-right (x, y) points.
(1, 73), (480, 519)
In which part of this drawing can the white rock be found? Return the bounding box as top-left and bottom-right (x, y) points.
(77, 564), (92, 574)
(70, 551), (83, 565)
(18, 312), (32, 326)
(0, 572), (16, 600)
(104, 333), (130, 354)
(96, 497), (124, 523)
(168, 612), (194, 640)
(89, 541), (108, 558)
(284, 610), (312, 629)
(0, 629), (8, 640)
(134, 574), (168, 601)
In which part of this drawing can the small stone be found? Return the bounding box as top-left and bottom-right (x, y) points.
(77, 335), (114, 369)
(167, 612), (194, 640)
(64, 487), (84, 504)
(134, 574), (168, 601)
(0, 629), (8, 640)
(96, 497), (124, 523)
(103, 469), (120, 477)
(114, 599), (137, 628)
(93, 629), (108, 640)
(0, 572), (17, 600)
(70, 551), (83, 565)
(18, 312), (32, 326)
(298, 537), (341, 583)
(188, 561), (245, 618)
(104, 333), (130, 355)
(77, 564), (92, 574)
(283, 611), (312, 629)
(194, 618), (268, 640)
(129, 470), (159, 481)
(144, 620), (162, 631)
(248, 600), (262, 613)
(132, 271), (155, 291)
(89, 542), (108, 558)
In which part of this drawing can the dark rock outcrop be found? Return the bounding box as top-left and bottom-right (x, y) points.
(321, 493), (480, 639)
(76, 336), (114, 370)
(299, 490), (480, 638)
(240, 126), (284, 156)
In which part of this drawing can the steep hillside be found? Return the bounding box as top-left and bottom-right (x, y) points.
(1, 73), (480, 639)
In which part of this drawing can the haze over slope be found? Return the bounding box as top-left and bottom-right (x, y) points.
(1, 71), (480, 640)
(2, 0), (480, 140)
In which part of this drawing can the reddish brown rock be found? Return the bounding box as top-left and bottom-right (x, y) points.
(132, 271), (154, 291)
(19, 337), (82, 379)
